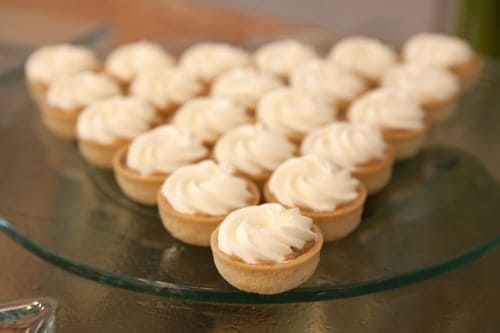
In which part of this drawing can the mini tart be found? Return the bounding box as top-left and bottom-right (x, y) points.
(113, 147), (167, 206)
(39, 98), (80, 139)
(263, 183), (366, 242)
(157, 181), (260, 247)
(211, 223), (322, 294)
(41, 72), (121, 139)
(382, 120), (430, 160)
(349, 146), (395, 195)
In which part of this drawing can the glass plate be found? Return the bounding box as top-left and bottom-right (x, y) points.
(0, 35), (499, 304)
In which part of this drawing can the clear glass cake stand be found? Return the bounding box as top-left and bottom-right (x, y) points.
(0, 31), (499, 304)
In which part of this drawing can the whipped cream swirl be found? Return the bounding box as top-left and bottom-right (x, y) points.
(348, 88), (425, 130)
(211, 67), (284, 109)
(255, 39), (318, 78)
(173, 97), (251, 143)
(179, 43), (251, 82)
(301, 122), (386, 169)
(105, 41), (175, 82)
(130, 67), (203, 110)
(218, 203), (316, 264)
(328, 36), (397, 81)
(26, 44), (99, 84)
(403, 33), (473, 68)
(161, 160), (253, 216)
(127, 125), (208, 176)
(77, 96), (157, 144)
(291, 59), (366, 105)
(257, 88), (337, 137)
(383, 63), (460, 103)
(269, 155), (359, 212)
(47, 72), (121, 110)
(214, 124), (296, 177)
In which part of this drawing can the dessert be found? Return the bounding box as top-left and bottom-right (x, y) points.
(214, 124), (296, 188)
(130, 67), (203, 117)
(211, 203), (322, 294)
(402, 33), (482, 87)
(254, 39), (318, 81)
(158, 160), (260, 246)
(383, 63), (461, 124)
(179, 42), (251, 85)
(173, 97), (252, 146)
(348, 88), (429, 160)
(264, 155), (366, 241)
(25, 44), (100, 105)
(105, 41), (175, 88)
(256, 87), (337, 143)
(290, 59), (367, 115)
(211, 67), (284, 112)
(77, 96), (158, 168)
(113, 125), (208, 205)
(327, 36), (397, 86)
(41, 71), (121, 139)
(301, 122), (394, 194)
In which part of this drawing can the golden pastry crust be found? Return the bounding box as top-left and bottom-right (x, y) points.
(347, 146), (395, 195)
(449, 55), (482, 88)
(382, 120), (430, 160)
(113, 147), (169, 205)
(210, 223), (323, 294)
(78, 138), (129, 169)
(27, 79), (49, 107)
(39, 98), (82, 139)
(157, 180), (260, 247)
(263, 184), (367, 241)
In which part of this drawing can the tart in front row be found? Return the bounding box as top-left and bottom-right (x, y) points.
(301, 122), (394, 195)
(348, 88), (430, 160)
(157, 160), (260, 246)
(211, 203), (323, 294)
(264, 155), (367, 242)
(113, 125), (208, 205)
(77, 96), (159, 168)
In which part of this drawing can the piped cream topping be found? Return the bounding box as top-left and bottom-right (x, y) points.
(269, 155), (359, 212)
(348, 88), (425, 130)
(173, 97), (252, 143)
(26, 44), (99, 84)
(214, 124), (296, 177)
(77, 96), (157, 144)
(130, 67), (203, 110)
(383, 63), (460, 103)
(255, 39), (318, 78)
(105, 41), (175, 82)
(127, 125), (208, 176)
(161, 160), (253, 216)
(328, 36), (397, 81)
(211, 67), (284, 110)
(403, 33), (473, 68)
(218, 203), (316, 264)
(46, 72), (121, 110)
(290, 59), (366, 105)
(179, 42), (251, 82)
(257, 88), (337, 138)
(301, 122), (386, 169)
